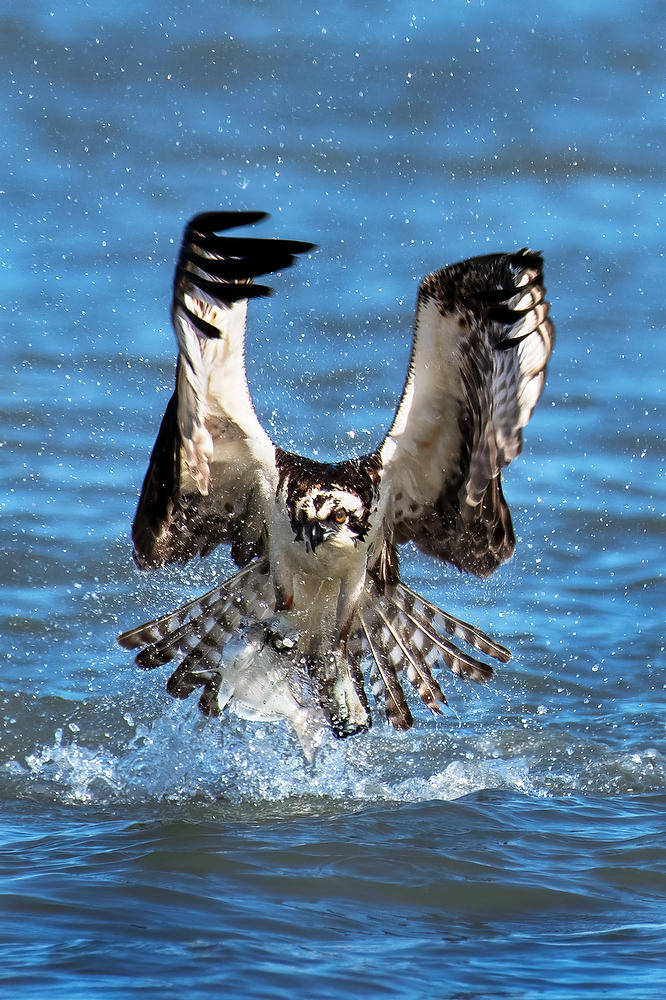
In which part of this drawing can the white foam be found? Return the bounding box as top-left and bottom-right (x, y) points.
(16, 703), (666, 810)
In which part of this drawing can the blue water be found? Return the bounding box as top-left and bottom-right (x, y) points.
(1, 1), (664, 997)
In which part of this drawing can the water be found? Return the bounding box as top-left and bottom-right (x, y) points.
(1, 0), (664, 996)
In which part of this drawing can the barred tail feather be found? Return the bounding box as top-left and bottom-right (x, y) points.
(390, 597), (495, 685)
(133, 592), (243, 670)
(396, 582), (511, 663)
(371, 603), (447, 713)
(117, 560), (262, 652)
(117, 582), (229, 652)
(358, 609), (413, 731)
(164, 623), (229, 698)
(117, 559), (275, 717)
(360, 579), (505, 722)
(117, 559), (271, 671)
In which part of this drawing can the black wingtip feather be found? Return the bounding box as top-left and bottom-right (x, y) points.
(185, 234), (317, 257)
(184, 252), (302, 282)
(186, 211), (269, 235)
(175, 212), (316, 301)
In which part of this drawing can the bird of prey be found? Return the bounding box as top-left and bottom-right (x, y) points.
(118, 211), (555, 759)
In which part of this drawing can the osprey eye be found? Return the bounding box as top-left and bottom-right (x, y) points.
(333, 509), (347, 525)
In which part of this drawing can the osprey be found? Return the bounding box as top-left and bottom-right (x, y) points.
(118, 211), (555, 759)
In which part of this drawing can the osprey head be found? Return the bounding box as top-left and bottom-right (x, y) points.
(289, 487), (370, 555)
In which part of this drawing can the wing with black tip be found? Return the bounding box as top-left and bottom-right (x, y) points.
(377, 249), (555, 578)
(132, 211), (316, 569)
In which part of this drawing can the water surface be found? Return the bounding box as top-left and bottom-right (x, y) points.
(1, 1), (664, 997)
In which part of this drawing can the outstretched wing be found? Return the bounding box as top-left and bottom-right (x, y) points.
(132, 211), (315, 569)
(377, 249), (555, 578)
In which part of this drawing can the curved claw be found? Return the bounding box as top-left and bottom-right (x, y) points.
(320, 649), (371, 739)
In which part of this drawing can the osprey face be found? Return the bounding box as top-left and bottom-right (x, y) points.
(289, 487), (369, 557)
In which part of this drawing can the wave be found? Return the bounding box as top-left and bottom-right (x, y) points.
(4, 692), (664, 814)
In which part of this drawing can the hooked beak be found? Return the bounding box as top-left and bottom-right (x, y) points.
(306, 519), (326, 553)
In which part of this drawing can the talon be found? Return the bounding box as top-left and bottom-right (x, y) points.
(330, 713), (371, 740)
(316, 648), (370, 737)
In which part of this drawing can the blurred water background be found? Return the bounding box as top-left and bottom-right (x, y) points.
(1, 1), (664, 997)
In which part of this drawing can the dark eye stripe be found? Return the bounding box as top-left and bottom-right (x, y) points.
(347, 512), (370, 542)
